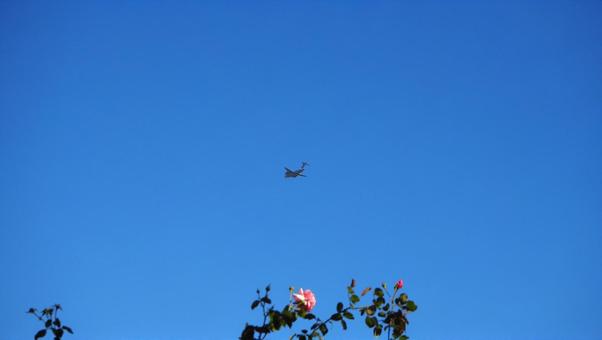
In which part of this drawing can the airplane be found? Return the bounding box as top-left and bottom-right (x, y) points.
(284, 162), (309, 178)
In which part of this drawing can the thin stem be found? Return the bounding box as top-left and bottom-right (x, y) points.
(260, 301), (268, 340)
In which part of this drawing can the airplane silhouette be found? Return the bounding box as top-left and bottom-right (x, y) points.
(284, 162), (309, 178)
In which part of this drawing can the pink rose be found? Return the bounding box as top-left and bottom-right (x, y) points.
(293, 288), (316, 312)
(394, 279), (404, 290)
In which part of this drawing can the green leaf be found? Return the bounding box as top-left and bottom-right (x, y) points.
(343, 311), (354, 320)
(53, 319), (61, 327)
(350, 295), (360, 304)
(406, 301), (417, 312)
(251, 300), (260, 310)
(45, 319), (52, 328)
(365, 316), (376, 328)
(374, 288), (384, 298)
(336, 302), (343, 313)
(319, 324), (328, 335)
(340, 319), (347, 330)
(240, 325), (254, 340)
(52, 328), (64, 338)
(61, 326), (73, 334)
(34, 329), (46, 340)
(331, 313), (342, 321)
(373, 325), (382, 336)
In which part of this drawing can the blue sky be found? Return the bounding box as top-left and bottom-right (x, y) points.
(1, 1), (601, 339)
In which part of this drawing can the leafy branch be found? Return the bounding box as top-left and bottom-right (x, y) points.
(27, 304), (73, 340)
(241, 279), (418, 340)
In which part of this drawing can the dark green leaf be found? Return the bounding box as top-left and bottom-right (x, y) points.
(365, 316), (376, 328)
(61, 326), (73, 334)
(350, 295), (360, 304)
(52, 328), (63, 338)
(34, 329), (46, 340)
(373, 325), (382, 336)
(343, 311), (354, 320)
(45, 320), (52, 328)
(336, 302), (343, 313)
(53, 319), (61, 327)
(251, 300), (260, 310)
(340, 319), (347, 330)
(331, 313), (342, 321)
(406, 301), (417, 312)
(319, 324), (328, 335)
(240, 325), (254, 340)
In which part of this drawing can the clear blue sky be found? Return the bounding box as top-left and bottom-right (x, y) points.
(1, 1), (601, 339)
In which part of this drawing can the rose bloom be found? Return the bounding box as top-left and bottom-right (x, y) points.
(293, 288), (316, 312)
(394, 279), (404, 290)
